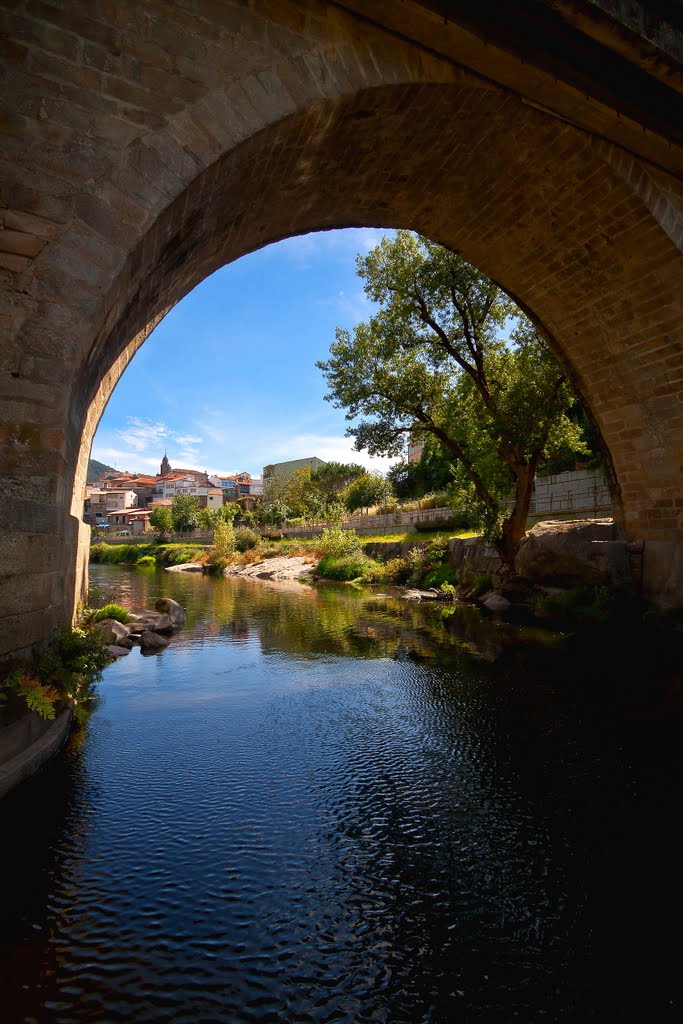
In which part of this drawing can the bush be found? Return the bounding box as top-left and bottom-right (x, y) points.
(211, 520), (235, 561)
(316, 525), (362, 558)
(2, 626), (113, 723)
(135, 555), (156, 568)
(315, 552), (378, 582)
(234, 526), (260, 552)
(471, 573), (492, 597)
(93, 603), (131, 624)
(423, 563), (458, 589)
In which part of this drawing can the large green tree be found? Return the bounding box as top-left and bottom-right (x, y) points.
(344, 471), (392, 513)
(148, 505), (172, 539)
(310, 461), (365, 504)
(170, 493), (201, 533)
(318, 231), (585, 568)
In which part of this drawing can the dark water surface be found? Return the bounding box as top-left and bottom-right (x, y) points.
(1, 566), (679, 1023)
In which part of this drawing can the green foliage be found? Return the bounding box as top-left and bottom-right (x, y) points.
(7, 671), (60, 720)
(534, 580), (640, 626)
(170, 493), (201, 532)
(90, 542), (206, 566)
(93, 603), (131, 623)
(311, 461), (365, 504)
(198, 506), (220, 530)
(234, 526), (260, 552)
(86, 458), (116, 483)
(318, 230), (587, 565)
(315, 552), (378, 582)
(211, 519), (235, 561)
(439, 581), (457, 597)
(316, 525), (362, 558)
(423, 563), (458, 589)
(135, 555), (156, 568)
(2, 626), (113, 723)
(471, 574), (493, 597)
(149, 505), (173, 537)
(344, 471), (392, 512)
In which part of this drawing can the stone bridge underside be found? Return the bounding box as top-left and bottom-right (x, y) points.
(1, 0), (682, 659)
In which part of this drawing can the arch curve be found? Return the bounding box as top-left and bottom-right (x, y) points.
(1, 1), (681, 660)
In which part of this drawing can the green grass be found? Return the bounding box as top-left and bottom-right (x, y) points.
(90, 542), (207, 566)
(92, 603), (131, 624)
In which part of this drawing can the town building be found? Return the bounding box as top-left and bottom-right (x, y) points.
(212, 472), (262, 501)
(407, 433), (425, 464)
(84, 489), (138, 527)
(263, 457), (326, 487)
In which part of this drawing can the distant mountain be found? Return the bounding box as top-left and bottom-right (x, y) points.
(87, 458), (116, 483)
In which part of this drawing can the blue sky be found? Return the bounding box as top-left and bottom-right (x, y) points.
(91, 228), (399, 479)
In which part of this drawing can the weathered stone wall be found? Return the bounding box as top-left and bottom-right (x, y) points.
(531, 470), (612, 518)
(0, 0), (681, 661)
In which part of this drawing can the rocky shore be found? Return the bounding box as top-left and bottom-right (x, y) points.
(93, 597), (187, 657)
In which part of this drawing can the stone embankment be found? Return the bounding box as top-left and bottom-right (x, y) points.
(94, 597), (187, 656)
(224, 556), (317, 582)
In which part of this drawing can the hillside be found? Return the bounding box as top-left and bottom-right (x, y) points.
(87, 458), (116, 483)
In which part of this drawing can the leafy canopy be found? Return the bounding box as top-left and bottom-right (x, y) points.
(318, 231), (585, 565)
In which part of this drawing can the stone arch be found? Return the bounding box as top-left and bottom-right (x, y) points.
(1, 1), (681, 659)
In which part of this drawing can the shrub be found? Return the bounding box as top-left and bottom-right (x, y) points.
(471, 574), (492, 597)
(423, 563), (458, 589)
(93, 603), (131, 624)
(316, 525), (362, 558)
(135, 555), (156, 568)
(234, 526), (260, 552)
(7, 672), (60, 720)
(315, 552), (378, 582)
(211, 520), (235, 561)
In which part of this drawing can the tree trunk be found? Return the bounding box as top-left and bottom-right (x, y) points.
(497, 463), (536, 571)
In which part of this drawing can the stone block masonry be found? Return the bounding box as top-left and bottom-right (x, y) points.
(531, 470), (612, 518)
(0, 0), (681, 663)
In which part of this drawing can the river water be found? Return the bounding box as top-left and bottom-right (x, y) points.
(0, 565), (680, 1022)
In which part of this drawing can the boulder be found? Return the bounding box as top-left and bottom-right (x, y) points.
(105, 644), (131, 657)
(515, 519), (629, 587)
(128, 612), (175, 635)
(482, 593), (511, 614)
(139, 630), (170, 653)
(92, 619), (133, 647)
(447, 536), (502, 576)
(165, 563), (204, 573)
(154, 597), (186, 625)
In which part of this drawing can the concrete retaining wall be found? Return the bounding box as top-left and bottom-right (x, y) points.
(0, 707), (72, 800)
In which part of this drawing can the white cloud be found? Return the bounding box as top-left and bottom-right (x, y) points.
(117, 417), (170, 453)
(275, 227), (392, 270)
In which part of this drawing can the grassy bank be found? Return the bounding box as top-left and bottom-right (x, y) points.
(90, 542), (209, 567)
(89, 526), (478, 591)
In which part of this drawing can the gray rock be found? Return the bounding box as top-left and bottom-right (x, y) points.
(165, 563), (204, 573)
(139, 630), (170, 653)
(128, 612), (175, 635)
(515, 519), (628, 586)
(92, 619), (133, 647)
(447, 536), (502, 576)
(154, 597), (186, 625)
(482, 593), (511, 614)
(105, 644), (131, 657)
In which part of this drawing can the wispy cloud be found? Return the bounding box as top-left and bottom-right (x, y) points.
(276, 227), (391, 271)
(94, 417), (206, 471)
(117, 417), (170, 453)
(319, 287), (373, 324)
